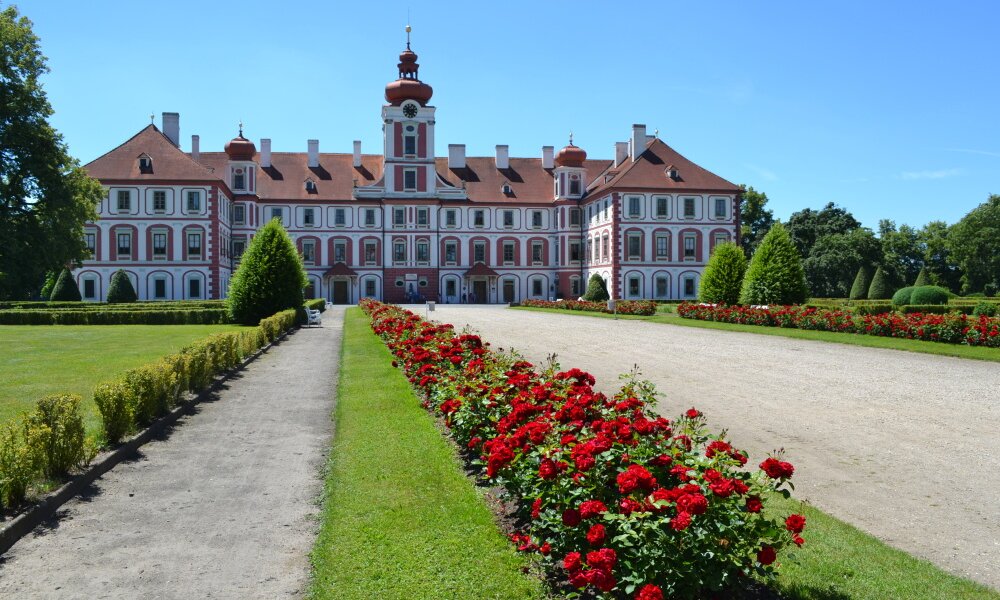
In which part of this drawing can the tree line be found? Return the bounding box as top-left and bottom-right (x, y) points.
(739, 186), (1000, 298)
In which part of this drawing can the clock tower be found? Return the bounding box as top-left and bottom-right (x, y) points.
(382, 26), (436, 196)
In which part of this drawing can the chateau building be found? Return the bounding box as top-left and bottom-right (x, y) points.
(79, 38), (740, 304)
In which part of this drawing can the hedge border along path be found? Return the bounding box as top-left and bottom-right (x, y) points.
(308, 308), (544, 600)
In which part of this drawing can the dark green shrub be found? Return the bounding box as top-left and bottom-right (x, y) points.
(900, 305), (968, 315)
(228, 220), (307, 325)
(122, 362), (177, 426)
(581, 273), (609, 302)
(867, 266), (893, 300)
(848, 266), (871, 300)
(26, 394), (86, 477)
(973, 301), (998, 317)
(40, 271), (57, 300)
(913, 267), (930, 287)
(49, 268), (82, 302)
(910, 285), (950, 305)
(892, 286), (915, 306)
(853, 304), (895, 316)
(106, 269), (138, 303)
(94, 380), (135, 444)
(0, 308), (229, 325)
(739, 222), (808, 305)
(306, 298), (326, 312)
(698, 242), (747, 305)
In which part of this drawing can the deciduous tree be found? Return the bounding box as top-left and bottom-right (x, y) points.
(948, 194), (1000, 295)
(738, 185), (774, 258)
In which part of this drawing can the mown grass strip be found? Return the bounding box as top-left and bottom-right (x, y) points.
(309, 308), (544, 600)
(513, 306), (1000, 363)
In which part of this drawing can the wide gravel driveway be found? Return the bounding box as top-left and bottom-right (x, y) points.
(430, 304), (1000, 590)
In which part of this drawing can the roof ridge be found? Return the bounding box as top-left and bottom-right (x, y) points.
(83, 124), (159, 168)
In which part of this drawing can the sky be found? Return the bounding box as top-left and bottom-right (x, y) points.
(11, 0), (999, 230)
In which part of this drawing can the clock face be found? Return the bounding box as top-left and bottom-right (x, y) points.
(402, 103), (418, 118)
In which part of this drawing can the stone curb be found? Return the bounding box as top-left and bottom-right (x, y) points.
(0, 327), (298, 556)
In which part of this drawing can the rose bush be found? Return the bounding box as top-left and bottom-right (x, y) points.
(361, 299), (805, 599)
(522, 298), (657, 316)
(676, 303), (1000, 348)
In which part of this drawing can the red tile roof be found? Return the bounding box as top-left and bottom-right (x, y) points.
(436, 157), (611, 204)
(84, 125), (219, 182)
(586, 138), (740, 196)
(196, 152), (384, 201)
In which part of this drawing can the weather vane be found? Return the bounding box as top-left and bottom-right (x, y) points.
(569, 131), (574, 145)
(149, 113), (154, 124)
(406, 22), (411, 49)
(654, 128), (659, 138)
(238, 120), (244, 136)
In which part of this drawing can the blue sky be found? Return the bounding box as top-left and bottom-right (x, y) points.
(13, 0), (999, 229)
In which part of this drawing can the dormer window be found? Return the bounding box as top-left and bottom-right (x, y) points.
(501, 183), (513, 195)
(569, 174), (581, 196)
(138, 154), (152, 173)
(232, 167), (246, 191)
(305, 179), (317, 193)
(666, 166), (679, 180)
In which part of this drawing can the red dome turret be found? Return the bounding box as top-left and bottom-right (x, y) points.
(385, 27), (433, 106)
(555, 141), (587, 168)
(225, 127), (256, 161)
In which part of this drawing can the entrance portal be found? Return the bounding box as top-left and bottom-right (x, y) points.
(472, 280), (488, 304)
(502, 280), (515, 303)
(332, 280), (349, 304)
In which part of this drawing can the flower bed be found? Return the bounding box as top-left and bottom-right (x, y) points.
(522, 298), (657, 316)
(360, 299), (805, 599)
(677, 303), (1000, 347)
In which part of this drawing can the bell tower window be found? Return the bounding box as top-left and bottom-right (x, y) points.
(232, 168), (245, 191)
(403, 125), (417, 156)
(403, 168), (418, 192)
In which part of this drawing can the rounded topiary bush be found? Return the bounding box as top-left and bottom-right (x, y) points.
(699, 242), (747, 305)
(581, 273), (610, 302)
(49, 268), (82, 302)
(867, 266), (893, 300)
(892, 286), (915, 306)
(849, 266), (871, 301)
(228, 219), (307, 325)
(973, 301), (998, 317)
(910, 285), (950, 305)
(739, 222), (808, 305)
(106, 269), (138, 303)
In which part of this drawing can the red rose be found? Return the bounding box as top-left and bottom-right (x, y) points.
(563, 551), (582, 572)
(587, 523), (606, 546)
(636, 584), (664, 600)
(676, 492), (708, 515)
(792, 534), (805, 547)
(538, 458), (558, 480)
(760, 457), (794, 479)
(670, 511), (692, 531)
(587, 567), (617, 593)
(757, 545), (777, 565)
(531, 497), (542, 519)
(619, 497), (642, 516)
(709, 478), (736, 498)
(562, 508), (582, 527)
(652, 453), (673, 467)
(580, 500), (608, 519)
(617, 470), (639, 494)
(785, 514), (806, 534)
(586, 547), (617, 570)
(685, 407), (702, 419)
(539, 542), (551, 555)
(745, 496), (763, 513)
(568, 570), (589, 588)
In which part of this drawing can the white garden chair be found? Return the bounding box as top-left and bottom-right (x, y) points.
(306, 308), (322, 327)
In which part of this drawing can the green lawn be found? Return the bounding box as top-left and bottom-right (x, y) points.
(514, 306), (1000, 363)
(0, 324), (243, 434)
(309, 308), (544, 600)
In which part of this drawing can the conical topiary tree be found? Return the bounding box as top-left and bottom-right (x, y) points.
(49, 268), (82, 301)
(581, 273), (610, 302)
(228, 219), (307, 325)
(913, 267), (930, 287)
(739, 222), (808, 305)
(867, 266), (892, 300)
(848, 266), (871, 301)
(106, 269), (137, 303)
(699, 242), (747, 305)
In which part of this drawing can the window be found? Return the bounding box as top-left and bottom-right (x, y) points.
(364, 208), (376, 227)
(601, 235), (609, 262)
(628, 277), (640, 297)
(416, 207), (429, 227)
(569, 177), (581, 196)
(83, 279), (96, 300)
(117, 190), (131, 211)
(501, 183), (513, 195)
(304, 208), (316, 226)
(628, 196), (641, 218)
(233, 169), (245, 191)
(444, 209), (456, 227)
(117, 232), (131, 259)
(684, 234), (696, 260)
(365, 279), (377, 297)
(138, 156), (152, 171)
(532, 279), (543, 297)
(270, 207), (282, 222)
(233, 204), (245, 225)
(568, 208), (580, 227)
(445, 279), (457, 297)
(503, 241), (515, 265)
(416, 240), (430, 263)
(152, 191), (166, 213)
(655, 196), (668, 219)
(393, 240), (406, 263)
(187, 232), (202, 259)
(684, 277), (696, 297)
(714, 232), (729, 249)
(153, 278), (167, 300)
(683, 198), (696, 218)
(655, 234), (670, 259)
(232, 238), (246, 260)
(302, 240), (316, 264)
(403, 128), (417, 156)
(444, 241), (457, 264)
(187, 191), (201, 212)
(473, 210), (485, 228)
(333, 240), (346, 263)
(714, 197), (727, 219)
(603, 200), (609, 221)
(189, 278), (202, 299)
(152, 231), (167, 259)
(84, 232), (96, 256)
(569, 241), (581, 262)
(571, 277), (581, 296)
(334, 208), (345, 226)
(531, 211), (543, 229)
(531, 241), (543, 264)
(503, 210), (514, 228)
(473, 241), (486, 263)
(656, 276), (669, 298)
(403, 168), (417, 191)
(364, 240), (378, 265)
(628, 234), (641, 259)
(393, 207), (405, 227)
(305, 180), (316, 193)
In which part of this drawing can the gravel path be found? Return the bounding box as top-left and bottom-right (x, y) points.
(0, 308), (345, 599)
(429, 304), (1000, 590)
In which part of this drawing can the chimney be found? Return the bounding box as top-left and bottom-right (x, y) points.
(353, 140), (362, 167)
(614, 141), (628, 167)
(448, 144), (466, 169)
(541, 146), (554, 169)
(307, 139), (319, 168)
(630, 124), (646, 162)
(260, 138), (271, 168)
(495, 145), (509, 170)
(162, 112), (179, 147)
(191, 135), (200, 161)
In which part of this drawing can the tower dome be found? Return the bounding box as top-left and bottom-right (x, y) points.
(555, 138), (587, 168)
(384, 26), (433, 106)
(225, 125), (256, 161)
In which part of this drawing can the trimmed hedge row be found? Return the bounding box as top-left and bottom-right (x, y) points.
(0, 300), (226, 310)
(522, 298), (657, 316)
(305, 298), (327, 312)
(0, 309), (231, 325)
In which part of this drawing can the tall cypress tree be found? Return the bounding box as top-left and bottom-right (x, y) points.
(228, 219), (307, 325)
(848, 266), (871, 300)
(699, 242), (747, 305)
(739, 222), (809, 305)
(867, 266), (893, 300)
